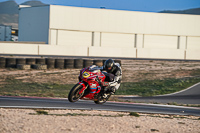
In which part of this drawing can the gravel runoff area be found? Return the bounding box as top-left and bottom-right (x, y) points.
(0, 108), (200, 133)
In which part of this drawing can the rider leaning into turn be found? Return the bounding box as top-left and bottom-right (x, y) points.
(101, 59), (122, 94)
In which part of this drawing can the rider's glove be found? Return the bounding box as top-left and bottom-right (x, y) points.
(117, 79), (121, 83)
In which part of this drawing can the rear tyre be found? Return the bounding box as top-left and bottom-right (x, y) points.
(26, 58), (36, 65)
(0, 57), (6, 68)
(93, 60), (103, 67)
(74, 59), (83, 69)
(55, 59), (64, 69)
(31, 64), (47, 70)
(6, 58), (16, 68)
(94, 93), (111, 104)
(46, 58), (55, 69)
(83, 59), (93, 68)
(65, 59), (74, 69)
(68, 84), (84, 102)
(36, 58), (46, 65)
(17, 64), (31, 70)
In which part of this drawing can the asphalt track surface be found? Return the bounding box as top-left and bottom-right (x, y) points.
(0, 82), (200, 116)
(0, 96), (200, 116)
(119, 83), (200, 104)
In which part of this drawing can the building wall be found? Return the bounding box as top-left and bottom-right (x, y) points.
(0, 42), (88, 56)
(18, 6), (50, 43)
(100, 33), (135, 47)
(0, 25), (12, 41)
(137, 48), (185, 59)
(49, 5), (200, 36)
(143, 35), (178, 49)
(57, 30), (92, 46)
(187, 37), (200, 50)
(39, 45), (88, 56)
(0, 42), (39, 55)
(9, 5), (200, 60)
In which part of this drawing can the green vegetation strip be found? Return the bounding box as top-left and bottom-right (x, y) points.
(0, 76), (200, 97)
(31, 110), (125, 117)
(32, 110), (200, 120)
(116, 77), (200, 96)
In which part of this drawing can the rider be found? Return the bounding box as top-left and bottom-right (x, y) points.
(101, 59), (122, 94)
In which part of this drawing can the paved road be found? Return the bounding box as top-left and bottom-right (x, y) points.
(0, 96), (200, 116)
(119, 83), (200, 104)
(0, 82), (200, 116)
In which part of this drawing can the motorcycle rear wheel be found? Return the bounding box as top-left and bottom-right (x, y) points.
(68, 84), (84, 102)
(94, 93), (111, 104)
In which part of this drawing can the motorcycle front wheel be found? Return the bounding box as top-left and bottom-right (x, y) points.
(68, 84), (84, 102)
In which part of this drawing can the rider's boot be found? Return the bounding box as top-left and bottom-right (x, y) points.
(109, 86), (116, 95)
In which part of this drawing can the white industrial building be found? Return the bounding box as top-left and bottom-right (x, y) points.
(0, 5), (200, 59)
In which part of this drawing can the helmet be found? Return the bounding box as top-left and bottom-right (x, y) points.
(104, 59), (114, 71)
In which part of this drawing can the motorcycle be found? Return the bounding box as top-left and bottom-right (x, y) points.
(68, 65), (112, 104)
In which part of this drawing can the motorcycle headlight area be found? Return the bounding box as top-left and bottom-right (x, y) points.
(82, 72), (90, 78)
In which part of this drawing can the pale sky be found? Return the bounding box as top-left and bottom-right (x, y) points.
(1, 0), (200, 12)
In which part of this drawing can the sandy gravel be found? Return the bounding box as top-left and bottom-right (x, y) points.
(0, 108), (200, 133)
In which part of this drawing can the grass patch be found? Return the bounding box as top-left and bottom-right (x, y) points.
(30, 110), (125, 117)
(148, 114), (200, 120)
(36, 110), (48, 115)
(129, 112), (140, 117)
(178, 122), (185, 124)
(191, 69), (200, 76)
(187, 104), (200, 108)
(0, 76), (200, 97)
(151, 129), (159, 132)
(0, 76), (74, 98)
(117, 77), (200, 96)
(167, 102), (178, 105)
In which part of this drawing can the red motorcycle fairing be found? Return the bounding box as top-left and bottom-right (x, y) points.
(78, 82), (101, 96)
(68, 65), (112, 104)
(78, 82), (87, 95)
(78, 66), (106, 100)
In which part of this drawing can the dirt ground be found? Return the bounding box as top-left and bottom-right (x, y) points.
(1, 59), (200, 84)
(0, 108), (199, 133)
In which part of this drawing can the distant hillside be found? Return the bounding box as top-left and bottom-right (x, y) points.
(21, 0), (47, 6)
(0, 0), (48, 29)
(0, 0), (18, 14)
(159, 7), (200, 15)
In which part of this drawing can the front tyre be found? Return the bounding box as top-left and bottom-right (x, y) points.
(68, 84), (84, 102)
